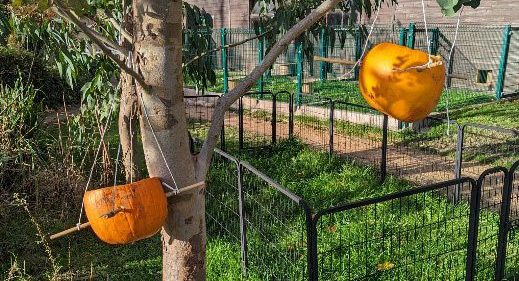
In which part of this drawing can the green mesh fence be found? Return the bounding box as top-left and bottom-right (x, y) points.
(184, 23), (515, 113)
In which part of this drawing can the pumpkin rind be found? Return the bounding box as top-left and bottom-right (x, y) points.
(83, 177), (168, 245)
(359, 42), (446, 122)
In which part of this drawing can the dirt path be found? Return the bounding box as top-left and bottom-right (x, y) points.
(186, 103), (519, 215)
(187, 104), (490, 185)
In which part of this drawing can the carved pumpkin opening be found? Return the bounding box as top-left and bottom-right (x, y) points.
(83, 177), (168, 245)
(359, 42), (446, 122)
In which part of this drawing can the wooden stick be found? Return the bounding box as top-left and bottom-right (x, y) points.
(313, 56), (357, 66)
(448, 74), (469, 80)
(48, 182), (206, 241)
(50, 222), (91, 240)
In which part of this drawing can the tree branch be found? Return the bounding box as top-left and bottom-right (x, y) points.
(97, 9), (133, 44)
(51, 0), (149, 89)
(196, 0), (344, 178)
(182, 29), (271, 68)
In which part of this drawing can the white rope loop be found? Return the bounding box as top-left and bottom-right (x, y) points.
(339, 0), (382, 79)
(77, 101), (116, 226)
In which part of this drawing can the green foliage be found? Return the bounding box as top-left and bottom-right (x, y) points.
(0, 46), (76, 106)
(435, 0), (481, 16)
(0, 77), (43, 188)
(182, 3), (217, 92)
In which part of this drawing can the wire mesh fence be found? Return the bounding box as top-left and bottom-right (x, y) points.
(240, 161), (312, 280)
(505, 162), (519, 279)
(184, 23), (517, 115)
(455, 123), (519, 180)
(313, 178), (475, 281)
(206, 146), (519, 280)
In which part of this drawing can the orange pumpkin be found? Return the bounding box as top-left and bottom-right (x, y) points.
(359, 42), (446, 122)
(83, 178), (168, 245)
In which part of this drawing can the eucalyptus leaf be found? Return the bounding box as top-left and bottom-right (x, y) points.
(436, 0), (481, 16)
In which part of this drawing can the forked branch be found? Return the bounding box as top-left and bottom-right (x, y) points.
(196, 0), (345, 178)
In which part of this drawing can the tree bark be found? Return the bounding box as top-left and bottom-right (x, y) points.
(197, 0), (344, 178)
(119, 73), (141, 181)
(133, 0), (205, 280)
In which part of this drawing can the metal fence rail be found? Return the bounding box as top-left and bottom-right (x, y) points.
(185, 23), (518, 113)
(206, 147), (519, 280)
(311, 177), (476, 281)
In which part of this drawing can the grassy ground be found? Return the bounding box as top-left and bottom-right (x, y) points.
(2, 137), (516, 280)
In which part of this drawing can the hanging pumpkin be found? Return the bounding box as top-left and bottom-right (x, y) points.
(359, 42), (446, 122)
(83, 177), (168, 245)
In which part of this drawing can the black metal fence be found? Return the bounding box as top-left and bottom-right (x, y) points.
(187, 92), (517, 189)
(207, 147), (519, 280)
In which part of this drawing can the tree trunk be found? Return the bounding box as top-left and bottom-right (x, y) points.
(118, 73), (141, 181)
(133, 0), (206, 280)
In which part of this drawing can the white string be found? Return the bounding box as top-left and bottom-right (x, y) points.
(127, 49), (179, 192)
(138, 91), (180, 192)
(445, 6), (464, 136)
(421, 0), (432, 61)
(339, 1), (382, 80)
(77, 102), (116, 228)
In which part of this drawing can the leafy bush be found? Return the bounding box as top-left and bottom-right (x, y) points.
(0, 46), (78, 107)
(0, 77), (42, 188)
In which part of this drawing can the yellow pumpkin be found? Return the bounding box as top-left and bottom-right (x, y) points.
(359, 42), (446, 122)
(83, 178), (168, 245)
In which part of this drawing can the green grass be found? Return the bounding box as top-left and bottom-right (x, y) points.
(206, 139), (517, 280)
(2, 137), (517, 280)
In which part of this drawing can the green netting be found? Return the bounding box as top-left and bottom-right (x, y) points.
(184, 23), (514, 112)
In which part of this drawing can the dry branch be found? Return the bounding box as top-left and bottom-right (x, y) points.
(314, 56), (357, 65)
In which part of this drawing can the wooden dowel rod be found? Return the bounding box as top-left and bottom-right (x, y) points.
(313, 56), (357, 66)
(448, 74), (469, 80)
(50, 222), (91, 240)
(49, 181), (206, 240)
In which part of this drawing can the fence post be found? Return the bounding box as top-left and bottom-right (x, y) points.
(220, 123), (226, 151)
(328, 100), (334, 155)
(466, 178), (483, 281)
(272, 93), (277, 144)
(296, 38), (304, 107)
(380, 115), (388, 183)
(454, 124), (465, 203)
(397, 27), (409, 130)
(399, 27), (407, 46)
(354, 25), (364, 80)
(496, 25), (512, 99)
(320, 27), (328, 82)
(258, 27), (265, 95)
(495, 166), (513, 281)
(308, 217), (319, 281)
(430, 28), (440, 55)
(221, 28), (229, 94)
(407, 22), (416, 49)
(447, 48), (456, 88)
(239, 97), (244, 150)
(237, 163), (248, 274)
(207, 29), (214, 67)
(289, 92), (294, 138)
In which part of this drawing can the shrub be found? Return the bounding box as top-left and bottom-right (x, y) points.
(0, 77), (42, 189)
(0, 46), (78, 107)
